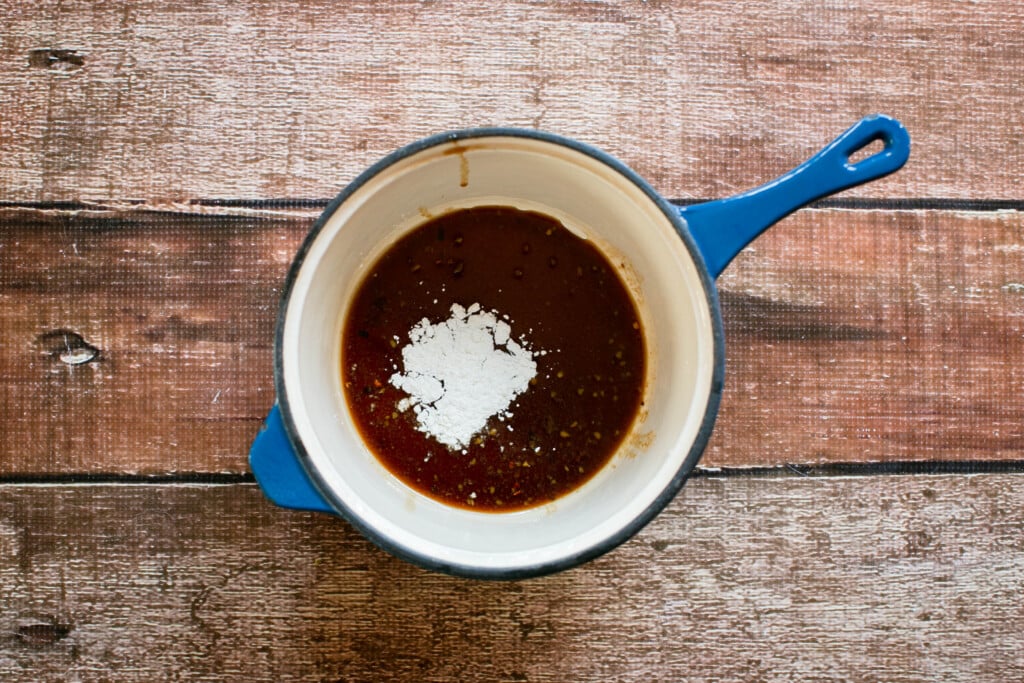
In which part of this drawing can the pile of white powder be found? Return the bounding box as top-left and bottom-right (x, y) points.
(389, 303), (539, 449)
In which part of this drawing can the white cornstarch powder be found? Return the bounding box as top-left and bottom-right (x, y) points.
(389, 303), (539, 449)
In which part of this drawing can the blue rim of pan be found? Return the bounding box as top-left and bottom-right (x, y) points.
(272, 128), (726, 580)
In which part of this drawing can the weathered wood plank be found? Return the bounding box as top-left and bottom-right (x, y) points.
(1, 0), (1022, 202)
(710, 207), (1024, 465)
(2, 207), (1022, 474)
(0, 475), (1022, 681)
(0, 209), (304, 474)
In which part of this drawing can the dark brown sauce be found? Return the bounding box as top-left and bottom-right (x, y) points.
(341, 206), (646, 511)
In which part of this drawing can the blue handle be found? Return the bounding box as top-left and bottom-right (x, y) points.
(681, 114), (910, 278)
(249, 404), (334, 513)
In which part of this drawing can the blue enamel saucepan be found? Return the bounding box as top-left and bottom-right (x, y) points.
(250, 115), (910, 578)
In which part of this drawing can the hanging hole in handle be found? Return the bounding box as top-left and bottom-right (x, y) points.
(847, 135), (887, 166)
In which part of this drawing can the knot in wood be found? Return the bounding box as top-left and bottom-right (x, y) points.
(37, 330), (102, 366)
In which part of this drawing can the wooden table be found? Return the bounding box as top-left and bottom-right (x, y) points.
(2, 2), (1022, 680)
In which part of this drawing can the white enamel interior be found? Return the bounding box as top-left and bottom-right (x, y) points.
(280, 135), (717, 572)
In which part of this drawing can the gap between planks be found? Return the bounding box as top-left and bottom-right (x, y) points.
(3, 462), (1024, 488)
(1, 198), (1023, 218)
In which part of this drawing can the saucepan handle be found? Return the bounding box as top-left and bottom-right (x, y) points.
(680, 114), (911, 278)
(249, 404), (334, 513)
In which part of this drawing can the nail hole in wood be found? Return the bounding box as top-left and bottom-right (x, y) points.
(28, 48), (85, 71)
(17, 618), (73, 646)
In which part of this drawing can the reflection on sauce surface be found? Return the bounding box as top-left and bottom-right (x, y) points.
(342, 206), (646, 511)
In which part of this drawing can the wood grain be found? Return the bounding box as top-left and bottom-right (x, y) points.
(0, 208), (304, 474)
(711, 206), (1024, 465)
(2, 206), (1022, 474)
(1, 475), (1022, 682)
(1, 0), (1023, 202)
(2, 3), (1021, 682)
